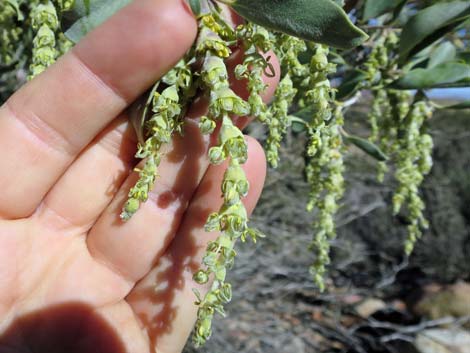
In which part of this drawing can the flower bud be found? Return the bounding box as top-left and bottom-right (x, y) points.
(204, 212), (221, 232)
(208, 146), (225, 165)
(217, 283), (232, 303)
(199, 116), (216, 135)
(193, 270), (209, 285)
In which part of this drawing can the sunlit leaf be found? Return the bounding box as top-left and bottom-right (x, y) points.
(399, 1), (470, 62)
(226, 0), (368, 49)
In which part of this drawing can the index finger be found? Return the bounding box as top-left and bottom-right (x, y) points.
(0, 0), (197, 219)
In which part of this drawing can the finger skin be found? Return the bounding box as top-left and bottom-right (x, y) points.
(0, 0), (197, 219)
(36, 115), (138, 232)
(127, 137), (267, 353)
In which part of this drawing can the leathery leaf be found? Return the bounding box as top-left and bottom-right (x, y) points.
(219, 0), (368, 49)
(345, 135), (388, 161)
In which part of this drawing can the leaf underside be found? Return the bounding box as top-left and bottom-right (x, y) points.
(230, 0), (368, 49)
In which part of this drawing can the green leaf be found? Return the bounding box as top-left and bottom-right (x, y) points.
(292, 107), (313, 122)
(290, 108), (311, 132)
(84, 0), (91, 13)
(225, 0), (368, 49)
(345, 135), (388, 161)
(399, 1), (470, 62)
(188, 0), (201, 16)
(427, 42), (456, 68)
(362, 0), (404, 20)
(6, 0), (24, 21)
(65, 0), (132, 43)
(392, 62), (470, 89)
(456, 51), (470, 63)
(336, 70), (367, 100)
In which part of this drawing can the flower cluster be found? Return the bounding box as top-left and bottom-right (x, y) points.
(1, 0), (73, 83)
(363, 31), (398, 85)
(363, 31), (399, 150)
(192, 14), (266, 346)
(369, 88), (434, 254)
(193, 115), (264, 346)
(121, 60), (194, 220)
(235, 23), (272, 121)
(265, 75), (296, 167)
(119, 9), (266, 345)
(54, 0), (74, 12)
(361, 30), (435, 255)
(305, 106), (345, 292)
(29, 1), (60, 78)
(392, 99), (433, 254)
(0, 0), (22, 65)
(298, 45), (345, 291)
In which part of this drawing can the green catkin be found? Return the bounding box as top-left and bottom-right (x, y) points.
(364, 31), (399, 153)
(235, 23), (272, 121)
(192, 13), (264, 347)
(392, 99), (433, 254)
(275, 34), (308, 77)
(374, 90), (393, 182)
(53, 0), (75, 12)
(301, 44), (345, 291)
(370, 88), (434, 254)
(121, 84), (181, 219)
(57, 32), (74, 56)
(0, 0), (23, 66)
(119, 9), (261, 345)
(121, 59), (194, 220)
(265, 75), (296, 168)
(368, 89), (382, 142)
(306, 107), (345, 292)
(264, 34), (306, 167)
(29, 1), (60, 78)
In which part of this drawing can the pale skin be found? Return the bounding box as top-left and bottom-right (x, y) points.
(0, 0), (280, 352)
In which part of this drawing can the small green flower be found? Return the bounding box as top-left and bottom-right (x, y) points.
(31, 2), (59, 30)
(210, 87), (250, 117)
(265, 74), (297, 167)
(202, 55), (228, 89)
(196, 27), (231, 58)
(193, 270), (210, 285)
(199, 116), (217, 135)
(29, 1), (60, 78)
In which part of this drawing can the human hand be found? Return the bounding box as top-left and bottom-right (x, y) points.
(0, 1), (278, 352)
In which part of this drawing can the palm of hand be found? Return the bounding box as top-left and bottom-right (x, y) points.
(0, 219), (136, 353)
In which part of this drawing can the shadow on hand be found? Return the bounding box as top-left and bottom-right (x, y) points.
(130, 121), (217, 348)
(0, 303), (126, 353)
